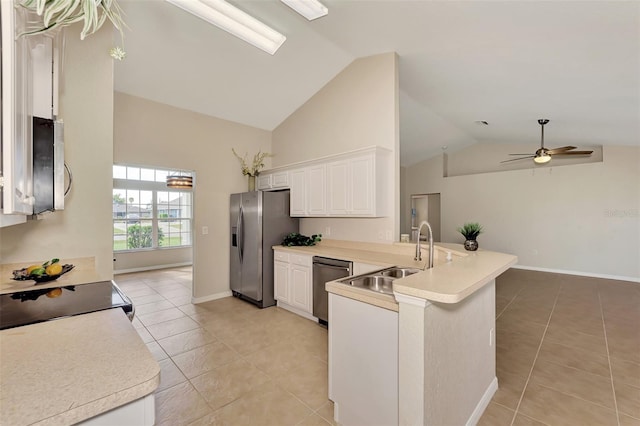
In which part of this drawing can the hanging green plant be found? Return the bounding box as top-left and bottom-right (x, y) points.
(19, 0), (127, 60)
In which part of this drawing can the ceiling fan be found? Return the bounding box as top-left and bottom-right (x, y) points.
(501, 119), (594, 164)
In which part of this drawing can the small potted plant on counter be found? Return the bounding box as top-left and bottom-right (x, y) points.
(457, 222), (483, 251)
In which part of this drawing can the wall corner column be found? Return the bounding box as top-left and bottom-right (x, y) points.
(395, 292), (431, 426)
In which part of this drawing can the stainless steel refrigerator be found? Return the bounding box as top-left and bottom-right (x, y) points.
(230, 190), (299, 308)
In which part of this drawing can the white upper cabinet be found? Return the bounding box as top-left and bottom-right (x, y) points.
(349, 154), (375, 215)
(1, 3), (60, 226)
(327, 151), (380, 217)
(257, 170), (289, 191)
(326, 160), (349, 215)
(306, 165), (326, 215)
(289, 169), (306, 216)
(262, 146), (391, 218)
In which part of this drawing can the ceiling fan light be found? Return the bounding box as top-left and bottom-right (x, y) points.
(534, 154), (551, 164)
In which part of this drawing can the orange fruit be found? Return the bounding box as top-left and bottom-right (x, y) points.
(45, 263), (63, 276)
(46, 288), (63, 298)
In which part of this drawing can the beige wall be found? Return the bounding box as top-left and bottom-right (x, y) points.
(0, 25), (114, 280)
(272, 53), (400, 243)
(113, 93), (271, 299)
(113, 248), (191, 273)
(403, 145), (640, 280)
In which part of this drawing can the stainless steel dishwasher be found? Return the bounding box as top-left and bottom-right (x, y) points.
(313, 256), (352, 325)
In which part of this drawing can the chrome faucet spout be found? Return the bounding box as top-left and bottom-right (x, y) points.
(414, 221), (434, 269)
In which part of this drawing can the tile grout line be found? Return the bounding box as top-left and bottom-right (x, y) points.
(508, 284), (562, 426)
(495, 292), (519, 320)
(598, 289), (621, 426)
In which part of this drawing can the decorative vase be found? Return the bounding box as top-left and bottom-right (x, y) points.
(247, 175), (256, 192)
(464, 239), (478, 251)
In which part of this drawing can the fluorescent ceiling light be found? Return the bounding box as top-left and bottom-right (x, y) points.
(280, 0), (328, 21)
(166, 0), (286, 55)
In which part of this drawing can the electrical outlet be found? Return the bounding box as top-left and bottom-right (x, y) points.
(385, 230), (392, 241)
(202, 226), (209, 235)
(378, 231), (385, 240)
(325, 227), (331, 236)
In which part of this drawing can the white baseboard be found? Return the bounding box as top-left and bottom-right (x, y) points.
(114, 262), (192, 275)
(466, 377), (498, 426)
(510, 264), (639, 283)
(192, 291), (233, 304)
(277, 301), (319, 322)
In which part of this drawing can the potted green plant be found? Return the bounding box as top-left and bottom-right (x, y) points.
(457, 222), (483, 251)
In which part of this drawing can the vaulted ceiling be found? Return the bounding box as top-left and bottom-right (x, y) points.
(114, 0), (640, 166)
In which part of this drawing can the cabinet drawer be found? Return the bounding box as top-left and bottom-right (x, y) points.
(290, 254), (312, 267)
(274, 251), (289, 262)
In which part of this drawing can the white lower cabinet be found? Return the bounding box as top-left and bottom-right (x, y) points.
(78, 393), (155, 426)
(329, 293), (398, 426)
(274, 259), (289, 302)
(273, 250), (314, 319)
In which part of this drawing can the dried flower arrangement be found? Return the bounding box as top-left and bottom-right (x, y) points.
(232, 149), (272, 177)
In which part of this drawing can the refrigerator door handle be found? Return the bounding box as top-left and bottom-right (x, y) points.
(238, 205), (244, 264)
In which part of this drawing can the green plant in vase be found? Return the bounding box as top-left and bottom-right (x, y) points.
(457, 222), (483, 251)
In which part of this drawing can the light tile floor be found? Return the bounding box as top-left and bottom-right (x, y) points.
(116, 267), (640, 426)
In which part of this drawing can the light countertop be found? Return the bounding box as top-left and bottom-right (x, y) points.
(275, 239), (516, 308)
(1, 257), (101, 295)
(0, 308), (160, 426)
(273, 239), (460, 270)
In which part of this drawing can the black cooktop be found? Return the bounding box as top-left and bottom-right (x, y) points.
(0, 280), (134, 330)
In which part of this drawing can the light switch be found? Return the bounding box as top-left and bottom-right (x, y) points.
(202, 226), (209, 235)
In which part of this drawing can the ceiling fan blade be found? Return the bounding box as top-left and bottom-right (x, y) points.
(551, 150), (594, 156)
(500, 156), (535, 163)
(546, 146), (577, 155)
(508, 153), (535, 156)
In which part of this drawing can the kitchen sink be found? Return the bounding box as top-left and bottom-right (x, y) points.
(341, 266), (421, 295)
(349, 275), (395, 294)
(380, 267), (421, 278)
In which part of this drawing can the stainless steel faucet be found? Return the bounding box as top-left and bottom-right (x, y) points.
(414, 220), (434, 269)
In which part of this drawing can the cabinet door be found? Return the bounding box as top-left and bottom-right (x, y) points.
(289, 169), (306, 216)
(257, 174), (272, 190)
(290, 264), (311, 313)
(274, 260), (289, 303)
(272, 171), (289, 188)
(306, 165), (326, 215)
(1, 4), (33, 217)
(350, 154), (374, 215)
(30, 34), (54, 119)
(327, 160), (349, 215)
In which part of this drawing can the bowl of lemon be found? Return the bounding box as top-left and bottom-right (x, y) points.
(12, 259), (75, 283)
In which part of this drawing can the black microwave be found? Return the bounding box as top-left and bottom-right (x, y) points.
(32, 116), (65, 215)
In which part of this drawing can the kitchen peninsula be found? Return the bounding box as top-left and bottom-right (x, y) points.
(276, 239), (517, 426)
(0, 258), (160, 425)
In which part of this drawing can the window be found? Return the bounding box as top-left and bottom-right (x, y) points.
(113, 165), (193, 251)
